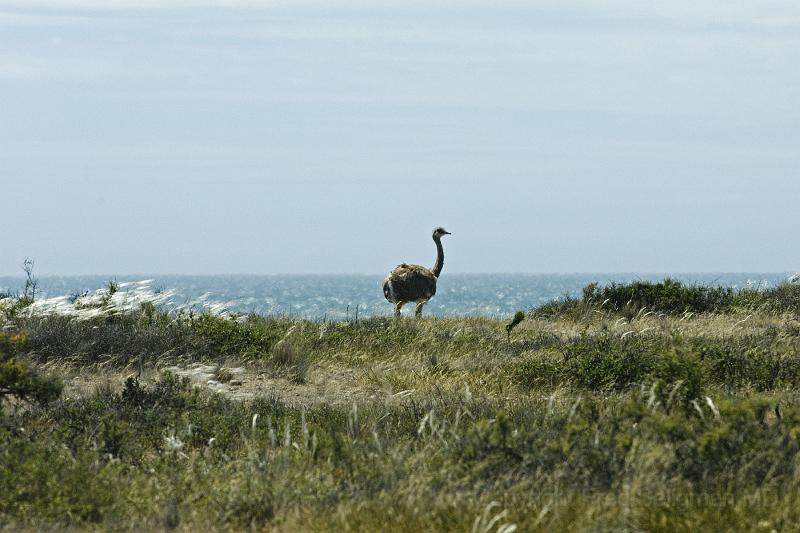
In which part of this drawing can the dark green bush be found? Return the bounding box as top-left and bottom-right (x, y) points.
(583, 278), (735, 315)
(531, 295), (585, 319)
(734, 282), (800, 314)
(513, 332), (800, 396)
(513, 335), (705, 402)
(0, 331), (62, 409)
(651, 398), (800, 486)
(186, 314), (273, 360)
(0, 431), (127, 525)
(536, 279), (800, 318)
(16, 310), (300, 367)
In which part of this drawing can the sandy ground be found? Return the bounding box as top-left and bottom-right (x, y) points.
(60, 362), (403, 407)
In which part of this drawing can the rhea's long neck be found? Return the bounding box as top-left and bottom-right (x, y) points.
(431, 236), (444, 278)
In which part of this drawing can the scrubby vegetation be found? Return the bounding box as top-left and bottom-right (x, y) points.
(0, 331), (62, 409)
(535, 277), (800, 319)
(2, 278), (800, 531)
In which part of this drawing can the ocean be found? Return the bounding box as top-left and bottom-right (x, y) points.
(0, 273), (792, 319)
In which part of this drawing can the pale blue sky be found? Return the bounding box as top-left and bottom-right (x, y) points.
(2, 1), (799, 275)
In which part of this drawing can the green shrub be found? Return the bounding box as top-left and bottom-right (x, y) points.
(583, 278), (735, 315)
(734, 282), (800, 314)
(513, 335), (704, 399)
(0, 431), (127, 526)
(185, 314), (268, 359)
(536, 279), (800, 319)
(512, 331), (800, 397)
(661, 399), (800, 486)
(15, 310), (301, 368)
(531, 294), (586, 319)
(0, 331), (62, 409)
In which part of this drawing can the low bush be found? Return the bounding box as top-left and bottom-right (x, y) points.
(512, 335), (705, 407)
(535, 278), (800, 319)
(513, 331), (800, 398)
(0, 331), (62, 410)
(734, 282), (800, 314)
(14, 309), (300, 367)
(583, 278), (735, 315)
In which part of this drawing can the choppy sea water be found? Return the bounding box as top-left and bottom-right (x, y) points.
(0, 273), (794, 320)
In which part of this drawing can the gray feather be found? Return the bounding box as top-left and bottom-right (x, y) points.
(383, 264), (437, 303)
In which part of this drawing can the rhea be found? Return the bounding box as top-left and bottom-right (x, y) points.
(383, 227), (451, 318)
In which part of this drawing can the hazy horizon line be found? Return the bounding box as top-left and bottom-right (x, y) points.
(0, 271), (794, 279)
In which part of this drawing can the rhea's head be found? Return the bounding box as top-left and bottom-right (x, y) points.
(432, 227), (451, 239)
